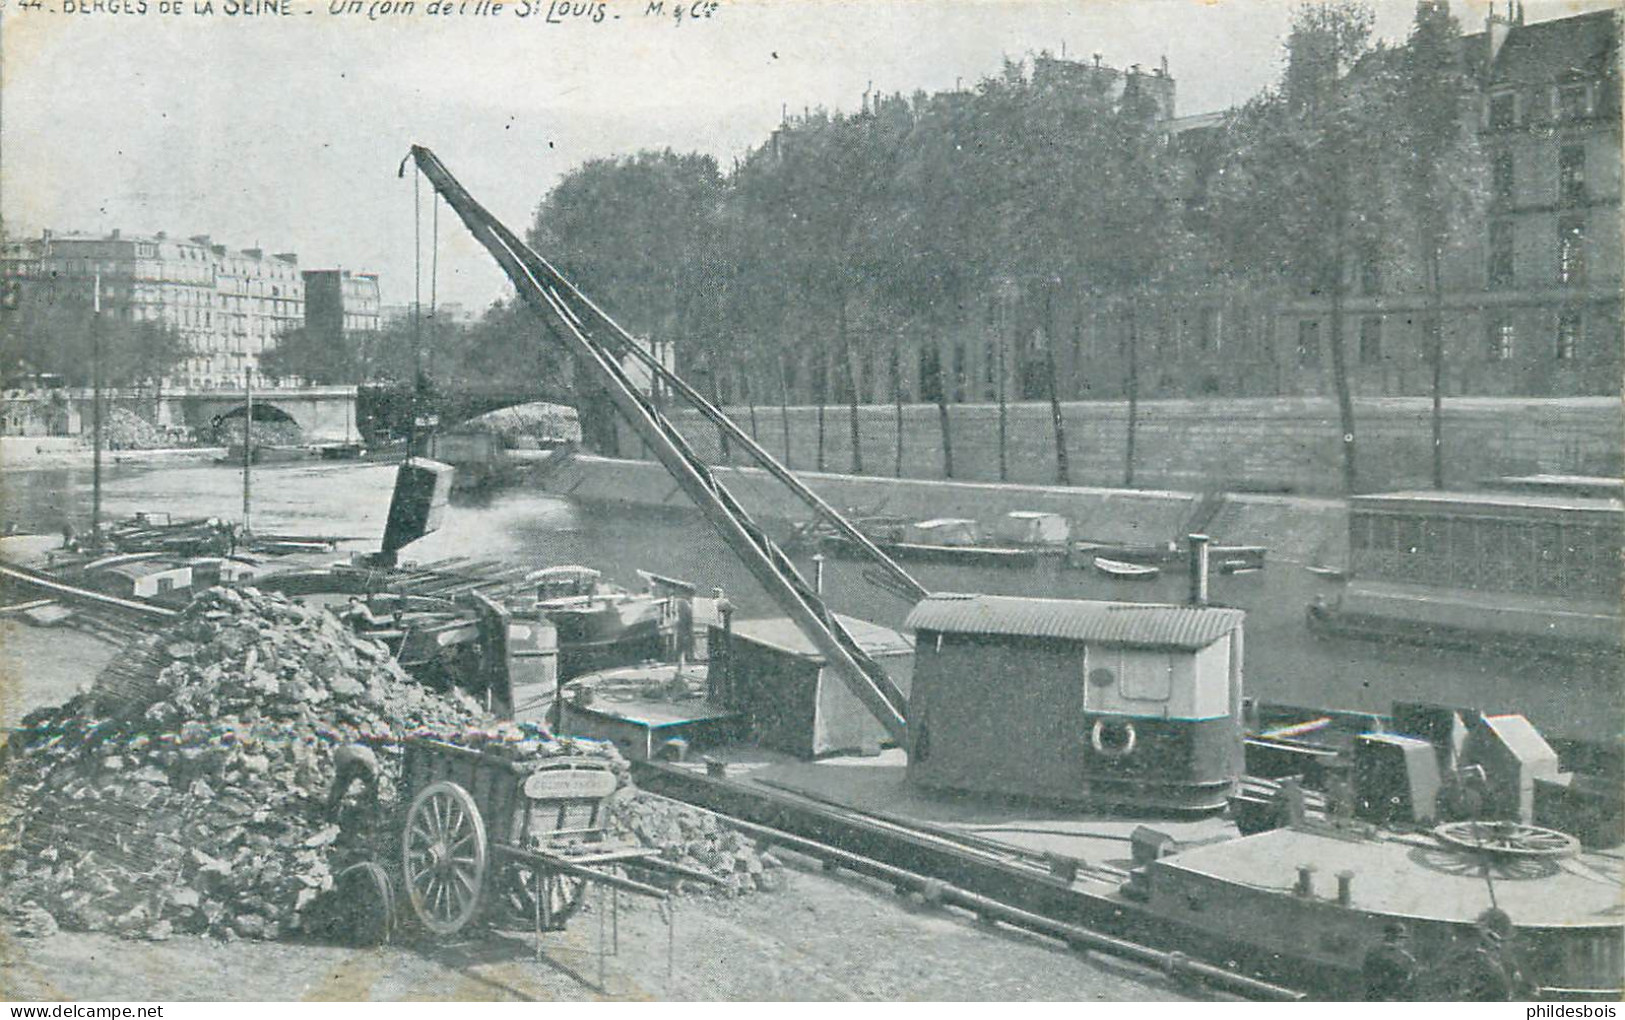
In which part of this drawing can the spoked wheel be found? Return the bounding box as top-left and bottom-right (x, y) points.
(536, 869), (588, 930)
(1433, 820), (1581, 858)
(402, 781), (488, 935)
(498, 867), (588, 932)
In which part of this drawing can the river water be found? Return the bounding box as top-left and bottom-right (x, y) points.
(4, 457), (1619, 744)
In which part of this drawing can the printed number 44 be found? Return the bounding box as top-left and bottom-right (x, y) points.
(16, 1), (46, 11)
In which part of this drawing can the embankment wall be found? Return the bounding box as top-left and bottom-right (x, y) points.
(539, 454), (1351, 565)
(620, 396), (1621, 496)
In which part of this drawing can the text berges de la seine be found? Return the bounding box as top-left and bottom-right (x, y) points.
(52, 0), (721, 20)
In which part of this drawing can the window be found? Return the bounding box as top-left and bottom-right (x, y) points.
(1488, 221), (1514, 289)
(1489, 92), (1516, 129)
(1297, 320), (1321, 365)
(1359, 317), (1382, 365)
(1559, 84), (1589, 121)
(1558, 216), (1585, 285)
(1487, 313), (1515, 361)
(1360, 255), (1382, 296)
(1118, 652), (1173, 702)
(1417, 318), (1443, 367)
(1198, 308), (1220, 351)
(1559, 145), (1586, 204)
(1556, 310), (1581, 360)
(1492, 151), (1515, 203)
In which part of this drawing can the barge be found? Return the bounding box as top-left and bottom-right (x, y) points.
(1307, 489), (1623, 657)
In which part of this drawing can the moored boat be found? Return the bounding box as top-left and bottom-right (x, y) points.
(1093, 556), (1161, 580)
(817, 516), (1044, 568)
(1307, 489), (1623, 656)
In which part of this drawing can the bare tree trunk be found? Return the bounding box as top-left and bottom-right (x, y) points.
(997, 326), (1009, 482)
(1124, 298), (1140, 488)
(930, 336), (954, 479)
(1427, 248), (1445, 489)
(838, 294), (863, 474)
(815, 346), (827, 473)
(777, 352), (793, 469)
(744, 364), (760, 441)
(1044, 285), (1070, 486)
(892, 333), (904, 479)
(1327, 230), (1358, 495)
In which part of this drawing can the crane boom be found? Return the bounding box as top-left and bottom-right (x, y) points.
(402, 145), (909, 745)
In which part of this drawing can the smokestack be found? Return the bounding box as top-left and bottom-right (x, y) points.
(1295, 864), (1316, 898)
(1187, 534), (1211, 606)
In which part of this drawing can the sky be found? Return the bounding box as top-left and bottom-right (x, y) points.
(1, 0), (1614, 310)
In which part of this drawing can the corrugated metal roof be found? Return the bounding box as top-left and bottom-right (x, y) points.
(1352, 490), (1623, 515)
(730, 613), (914, 660)
(905, 594), (1243, 650)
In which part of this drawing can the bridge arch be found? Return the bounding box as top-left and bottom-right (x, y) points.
(213, 403), (298, 424)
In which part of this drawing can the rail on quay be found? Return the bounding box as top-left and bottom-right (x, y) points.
(630, 759), (1308, 1002)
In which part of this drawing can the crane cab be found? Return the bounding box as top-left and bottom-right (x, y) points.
(904, 593), (1245, 813)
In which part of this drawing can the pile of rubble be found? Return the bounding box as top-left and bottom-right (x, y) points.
(0, 587), (575, 941)
(1, 586), (778, 943)
(218, 419), (304, 448)
(97, 407), (168, 450)
(613, 795), (785, 897)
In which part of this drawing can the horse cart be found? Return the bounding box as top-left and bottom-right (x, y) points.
(326, 736), (718, 962)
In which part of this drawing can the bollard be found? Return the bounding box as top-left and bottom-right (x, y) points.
(1336, 870), (1354, 907)
(1295, 864), (1317, 898)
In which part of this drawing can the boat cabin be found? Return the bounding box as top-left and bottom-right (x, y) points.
(711, 613), (914, 758)
(994, 511), (1071, 547)
(529, 565), (605, 603)
(79, 555), (195, 603)
(906, 518), (980, 547)
(904, 593), (1245, 812)
(1333, 490), (1624, 648)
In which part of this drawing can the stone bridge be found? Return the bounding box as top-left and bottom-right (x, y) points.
(2, 385), (362, 444)
(175, 386), (358, 443)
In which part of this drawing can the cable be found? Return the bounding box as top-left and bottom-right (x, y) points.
(409, 170), (422, 463)
(429, 194), (439, 381)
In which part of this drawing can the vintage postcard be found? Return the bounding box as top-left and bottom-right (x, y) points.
(0, 0), (1620, 1005)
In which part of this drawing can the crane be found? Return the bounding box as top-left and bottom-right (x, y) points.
(400, 145), (918, 746)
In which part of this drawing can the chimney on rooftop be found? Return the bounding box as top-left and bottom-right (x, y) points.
(1486, 2), (1517, 65)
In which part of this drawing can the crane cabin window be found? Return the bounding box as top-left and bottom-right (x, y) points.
(1118, 651), (1173, 702)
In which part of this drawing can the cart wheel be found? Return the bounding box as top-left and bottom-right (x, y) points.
(402, 780), (488, 935)
(333, 861), (396, 946)
(537, 870), (587, 930)
(501, 867), (587, 931)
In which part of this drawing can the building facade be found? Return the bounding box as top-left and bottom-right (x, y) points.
(302, 269), (382, 346)
(723, 7), (1619, 411)
(1, 229), (307, 389)
(1057, 6), (1624, 403)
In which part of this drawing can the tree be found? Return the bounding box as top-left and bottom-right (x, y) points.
(0, 289), (187, 389)
(1211, 0), (1393, 494)
(259, 326), (356, 384)
(1399, 0), (1485, 488)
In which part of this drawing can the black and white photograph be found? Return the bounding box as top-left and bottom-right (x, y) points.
(0, 0), (1620, 1004)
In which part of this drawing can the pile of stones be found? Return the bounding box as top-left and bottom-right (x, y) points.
(97, 407), (168, 450)
(0, 586), (779, 943)
(613, 795), (785, 897)
(0, 588), (584, 941)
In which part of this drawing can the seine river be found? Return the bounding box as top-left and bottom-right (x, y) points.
(4, 457), (1618, 745)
